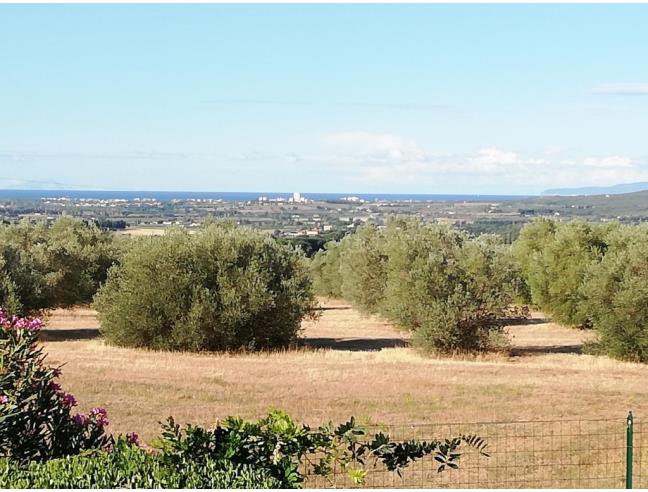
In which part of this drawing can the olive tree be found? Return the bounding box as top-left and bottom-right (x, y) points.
(513, 219), (615, 326)
(93, 222), (317, 351)
(337, 224), (387, 314)
(582, 224), (648, 362)
(380, 219), (518, 353)
(318, 218), (519, 353)
(309, 242), (343, 298)
(0, 218), (119, 313)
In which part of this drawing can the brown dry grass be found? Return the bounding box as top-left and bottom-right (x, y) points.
(116, 227), (167, 237)
(41, 299), (647, 448)
(39, 300), (648, 487)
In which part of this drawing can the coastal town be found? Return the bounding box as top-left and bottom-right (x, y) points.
(0, 191), (526, 240)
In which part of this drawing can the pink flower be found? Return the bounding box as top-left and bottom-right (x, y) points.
(0, 311), (43, 331)
(52, 368), (62, 377)
(0, 395), (8, 405)
(90, 407), (109, 427)
(0, 309), (11, 329)
(26, 318), (44, 331)
(72, 413), (89, 426)
(126, 432), (140, 446)
(61, 393), (77, 408)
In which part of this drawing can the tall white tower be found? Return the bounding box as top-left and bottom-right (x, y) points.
(292, 192), (301, 203)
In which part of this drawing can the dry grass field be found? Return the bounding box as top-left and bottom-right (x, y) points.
(116, 227), (168, 236)
(40, 299), (648, 487)
(41, 299), (646, 444)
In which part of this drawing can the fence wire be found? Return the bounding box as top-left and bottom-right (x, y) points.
(633, 419), (648, 488)
(304, 417), (631, 488)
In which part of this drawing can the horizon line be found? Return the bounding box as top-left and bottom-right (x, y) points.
(0, 188), (536, 197)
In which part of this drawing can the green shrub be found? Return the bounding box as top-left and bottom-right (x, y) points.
(379, 219), (519, 353)
(153, 409), (487, 487)
(513, 219), (648, 361)
(0, 311), (112, 463)
(513, 219), (615, 326)
(317, 219), (520, 353)
(338, 224), (387, 313)
(582, 224), (648, 362)
(93, 222), (317, 351)
(0, 411), (488, 488)
(510, 217), (557, 304)
(310, 241), (343, 297)
(0, 440), (281, 489)
(0, 218), (119, 314)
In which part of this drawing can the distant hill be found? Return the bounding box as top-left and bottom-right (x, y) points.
(0, 179), (86, 190)
(542, 182), (648, 196)
(505, 189), (648, 220)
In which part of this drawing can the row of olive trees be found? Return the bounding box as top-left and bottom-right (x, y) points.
(311, 218), (523, 353)
(512, 218), (648, 362)
(0, 217), (122, 314)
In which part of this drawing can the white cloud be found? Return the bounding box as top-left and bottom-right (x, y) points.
(472, 148), (518, 166)
(324, 131), (425, 162)
(590, 83), (648, 95)
(317, 131), (648, 190)
(582, 156), (634, 168)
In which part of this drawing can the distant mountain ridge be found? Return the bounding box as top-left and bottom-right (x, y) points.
(542, 182), (648, 196)
(0, 179), (87, 191)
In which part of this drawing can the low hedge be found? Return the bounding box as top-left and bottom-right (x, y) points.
(0, 442), (280, 489)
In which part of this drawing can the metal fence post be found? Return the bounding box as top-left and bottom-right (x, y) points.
(627, 411), (634, 489)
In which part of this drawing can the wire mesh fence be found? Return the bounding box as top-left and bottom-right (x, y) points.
(303, 414), (641, 488)
(633, 417), (648, 488)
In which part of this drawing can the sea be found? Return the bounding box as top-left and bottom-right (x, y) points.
(0, 190), (532, 202)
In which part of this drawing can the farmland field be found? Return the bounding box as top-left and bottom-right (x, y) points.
(42, 299), (646, 443)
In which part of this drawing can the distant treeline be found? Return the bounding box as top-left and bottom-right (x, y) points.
(94, 219), (128, 230)
(276, 230), (347, 257)
(458, 220), (524, 244)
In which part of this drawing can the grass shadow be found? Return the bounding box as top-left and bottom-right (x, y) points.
(40, 328), (101, 342)
(510, 344), (583, 356)
(299, 337), (409, 352)
(501, 317), (550, 326)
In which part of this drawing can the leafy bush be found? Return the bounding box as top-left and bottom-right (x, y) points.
(582, 224), (648, 362)
(0, 412), (488, 488)
(512, 219), (614, 326)
(510, 217), (557, 304)
(0, 217), (119, 314)
(0, 440), (281, 489)
(93, 222), (317, 351)
(0, 310), (112, 463)
(379, 219), (519, 353)
(310, 241), (343, 297)
(153, 410), (487, 488)
(312, 218), (520, 353)
(513, 219), (648, 361)
(338, 224), (387, 313)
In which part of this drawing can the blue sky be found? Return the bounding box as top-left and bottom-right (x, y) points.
(2, 4), (648, 194)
